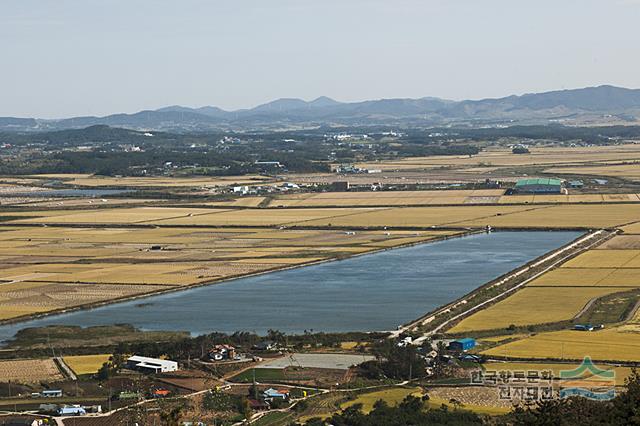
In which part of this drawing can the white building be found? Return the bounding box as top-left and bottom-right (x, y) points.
(127, 355), (178, 373)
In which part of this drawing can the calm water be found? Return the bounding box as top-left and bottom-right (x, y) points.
(0, 231), (580, 342)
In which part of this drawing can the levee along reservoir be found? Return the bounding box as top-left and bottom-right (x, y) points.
(0, 231), (580, 342)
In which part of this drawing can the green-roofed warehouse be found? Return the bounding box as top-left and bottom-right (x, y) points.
(514, 178), (563, 194)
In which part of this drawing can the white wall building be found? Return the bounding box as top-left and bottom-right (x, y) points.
(127, 355), (178, 373)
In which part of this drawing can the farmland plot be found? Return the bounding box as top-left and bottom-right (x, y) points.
(0, 359), (64, 382)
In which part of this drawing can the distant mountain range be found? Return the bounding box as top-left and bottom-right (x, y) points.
(3, 85), (640, 132)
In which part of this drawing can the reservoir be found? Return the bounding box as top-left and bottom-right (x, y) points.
(0, 231), (580, 342)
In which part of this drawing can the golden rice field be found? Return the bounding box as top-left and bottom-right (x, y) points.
(526, 268), (640, 287)
(562, 249), (640, 268)
(448, 286), (626, 332)
(63, 354), (111, 375)
(481, 328), (640, 362)
(0, 358), (64, 383)
(340, 387), (423, 414)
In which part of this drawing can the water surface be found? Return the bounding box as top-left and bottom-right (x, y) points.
(0, 231), (580, 342)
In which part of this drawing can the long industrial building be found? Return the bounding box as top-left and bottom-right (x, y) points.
(513, 178), (563, 194)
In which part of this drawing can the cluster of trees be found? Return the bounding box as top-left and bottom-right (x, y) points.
(358, 340), (429, 381)
(507, 369), (640, 425)
(0, 124), (484, 177)
(108, 329), (385, 361)
(305, 369), (640, 425)
(305, 395), (482, 426)
(512, 146), (530, 154)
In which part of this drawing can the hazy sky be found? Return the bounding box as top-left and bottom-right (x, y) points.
(2, 0), (640, 118)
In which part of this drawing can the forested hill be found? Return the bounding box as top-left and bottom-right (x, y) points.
(3, 85), (640, 132)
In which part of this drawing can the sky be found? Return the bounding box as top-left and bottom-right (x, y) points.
(1, 0), (640, 118)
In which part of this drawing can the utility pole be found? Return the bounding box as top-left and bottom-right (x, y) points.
(253, 369), (258, 400)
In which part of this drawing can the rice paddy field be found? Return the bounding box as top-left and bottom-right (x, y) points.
(448, 286), (627, 332)
(63, 354), (111, 375)
(481, 328), (640, 362)
(340, 387), (424, 413)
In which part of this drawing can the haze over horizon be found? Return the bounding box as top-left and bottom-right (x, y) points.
(2, 0), (640, 118)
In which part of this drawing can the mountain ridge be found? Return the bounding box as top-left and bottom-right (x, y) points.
(3, 85), (640, 132)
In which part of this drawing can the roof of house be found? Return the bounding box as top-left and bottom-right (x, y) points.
(515, 178), (562, 187)
(128, 355), (177, 368)
(211, 344), (235, 351)
(264, 388), (289, 396)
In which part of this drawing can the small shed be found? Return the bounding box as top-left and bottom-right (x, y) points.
(448, 338), (476, 352)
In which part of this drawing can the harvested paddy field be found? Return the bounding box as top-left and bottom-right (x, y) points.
(426, 387), (512, 414)
(269, 190), (640, 208)
(269, 190), (504, 207)
(27, 173), (276, 188)
(545, 163), (640, 181)
(357, 145), (640, 170)
(0, 358), (64, 382)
